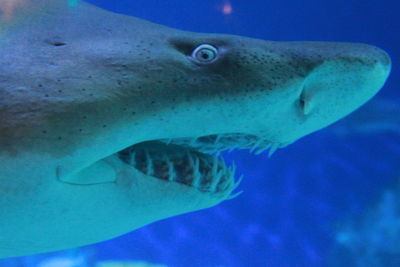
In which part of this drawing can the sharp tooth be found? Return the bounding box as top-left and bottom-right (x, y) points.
(250, 138), (263, 153)
(227, 190), (244, 200)
(186, 150), (202, 187)
(214, 134), (221, 144)
(128, 151), (136, 168)
(145, 150), (154, 176)
(228, 146), (237, 153)
(211, 155), (219, 177)
(165, 155), (176, 181)
(234, 174), (244, 188)
(226, 174), (244, 199)
(209, 169), (224, 192)
(250, 145), (257, 153)
(161, 138), (173, 145)
(255, 142), (272, 155)
(244, 141), (255, 149)
(192, 157), (202, 187)
(268, 143), (280, 157)
(219, 178), (230, 192)
(221, 164), (236, 192)
(189, 137), (198, 146)
(223, 167), (235, 191)
(186, 150), (195, 167)
(220, 155), (228, 172)
(214, 151), (221, 157)
(217, 163), (234, 192)
(229, 162), (237, 175)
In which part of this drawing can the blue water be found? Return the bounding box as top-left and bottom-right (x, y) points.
(2, 0), (400, 266)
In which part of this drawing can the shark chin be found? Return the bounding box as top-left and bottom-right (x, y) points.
(0, 0), (391, 259)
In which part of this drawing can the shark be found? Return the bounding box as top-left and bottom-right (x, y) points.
(0, 0), (391, 258)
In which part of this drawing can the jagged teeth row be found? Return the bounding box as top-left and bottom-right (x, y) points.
(248, 140), (281, 157)
(161, 134), (282, 157)
(126, 148), (240, 194)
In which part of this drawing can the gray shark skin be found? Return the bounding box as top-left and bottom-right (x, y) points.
(0, 0), (391, 258)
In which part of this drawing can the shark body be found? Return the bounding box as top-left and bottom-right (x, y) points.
(0, 0), (391, 258)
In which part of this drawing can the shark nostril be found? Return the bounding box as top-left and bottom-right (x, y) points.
(298, 83), (307, 115)
(52, 42), (66, 46)
(299, 97), (306, 111)
(299, 89), (314, 116)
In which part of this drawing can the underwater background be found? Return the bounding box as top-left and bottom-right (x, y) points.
(1, 0), (399, 266)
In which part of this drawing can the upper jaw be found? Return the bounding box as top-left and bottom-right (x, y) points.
(158, 133), (285, 156)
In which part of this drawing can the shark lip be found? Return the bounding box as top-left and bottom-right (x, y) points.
(117, 133), (281, 194)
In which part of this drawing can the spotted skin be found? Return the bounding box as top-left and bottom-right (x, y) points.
(0, 0), (391, 258)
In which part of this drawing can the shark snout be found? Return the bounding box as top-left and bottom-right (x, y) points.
(286, 41), (391, 69)
(256, 41), (391, 144)
(294, 42), (391, 128)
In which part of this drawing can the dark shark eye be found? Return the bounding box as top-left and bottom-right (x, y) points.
(192, 44), (218, 63)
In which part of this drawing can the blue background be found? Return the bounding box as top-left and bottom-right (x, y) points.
(2, 0), (400, 266)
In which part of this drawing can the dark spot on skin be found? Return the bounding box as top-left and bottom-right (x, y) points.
(50, 41), (66, 46)
(58, 137), (62, 140)
(132, 111), (136, 115)
(45, 94), (49, 97)
(38, 84), (43, 88)
(58, 90), (62, 93)
(83, 116), (87, 119)
(42, 130), (47, 134)
(299, 97), (306, 111)
(102, 125), (107, 128)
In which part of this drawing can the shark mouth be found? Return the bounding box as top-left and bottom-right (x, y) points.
(117, 133), (282, 195)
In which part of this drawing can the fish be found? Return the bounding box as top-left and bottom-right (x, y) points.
(0, 0), (391, 258)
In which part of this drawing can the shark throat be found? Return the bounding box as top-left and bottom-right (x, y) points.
(117, 133), (279, 193)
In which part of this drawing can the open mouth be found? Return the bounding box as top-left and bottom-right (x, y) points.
(117, 133), (281, 195)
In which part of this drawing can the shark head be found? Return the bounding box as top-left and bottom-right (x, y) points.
(0, 0), (391, 257)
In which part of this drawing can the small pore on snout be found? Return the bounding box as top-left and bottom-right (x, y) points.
(44, 38), (67, 47)
(51, 42), (66, 47)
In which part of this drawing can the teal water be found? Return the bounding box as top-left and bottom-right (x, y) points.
(1, 0), (399, 266)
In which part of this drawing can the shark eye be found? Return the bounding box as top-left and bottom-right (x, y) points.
(192, 44), (218, 63)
